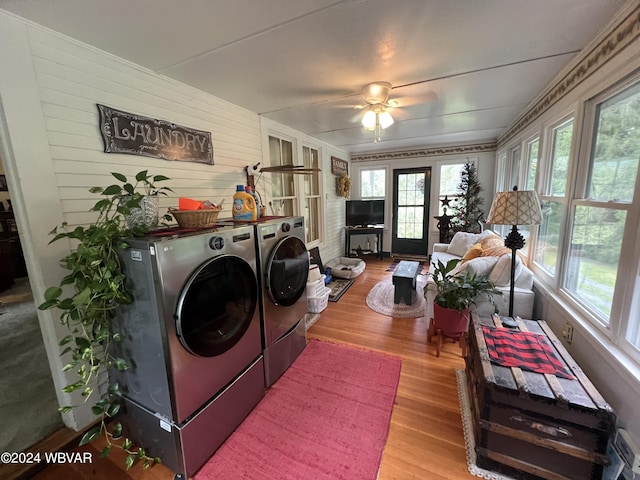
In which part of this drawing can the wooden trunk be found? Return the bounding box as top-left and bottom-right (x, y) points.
(465, 313), (616, 480)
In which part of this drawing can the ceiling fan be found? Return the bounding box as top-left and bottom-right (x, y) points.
(354, 82), (436, 143)
(354, 81), (422, 142)
(354, 82), (395, 143)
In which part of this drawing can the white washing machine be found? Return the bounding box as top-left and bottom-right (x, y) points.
(109, 224), (264, 477)
(255, 216), (309, 386)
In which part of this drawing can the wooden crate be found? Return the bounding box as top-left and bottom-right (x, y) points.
(465, 313), (616, 480)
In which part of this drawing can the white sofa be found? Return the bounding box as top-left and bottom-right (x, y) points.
(424, 231), (535, 322)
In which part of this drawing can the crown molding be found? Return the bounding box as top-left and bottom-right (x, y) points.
(498, 2), (640, 147)
(350, 142), (497, 162)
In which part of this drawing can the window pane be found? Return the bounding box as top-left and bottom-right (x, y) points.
(565, 205), (624, 322)
(396, 206), (424, 239)
(281, 199), (295, 216)
(268, 136), (296, 214)
(439, 163), (464, 215)
(509, 147), (521, 189)
(526, 139), (539, 190)
(361, 169), (385, 198)
(303, 147), (319, 196)
(534, 200), (563, 275)
(440, 164), (464, 194)
(304, 197), (320, 243)
(548, 121), (573, 196)
(588, 83), (640, 202)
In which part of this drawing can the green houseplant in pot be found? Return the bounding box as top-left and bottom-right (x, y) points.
(115, 170), (173, 230)
(38, 170), (172, 470)
(424, 258), (502, 356)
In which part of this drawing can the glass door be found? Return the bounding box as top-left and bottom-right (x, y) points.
(391, 167), (431, 256)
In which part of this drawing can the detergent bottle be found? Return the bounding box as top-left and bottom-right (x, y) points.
(232, 185), (257, 222)
(244, 185), (261, 219)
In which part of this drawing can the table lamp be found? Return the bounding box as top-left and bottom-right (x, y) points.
(486, 186), (542, 318)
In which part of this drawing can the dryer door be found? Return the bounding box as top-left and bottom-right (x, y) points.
(176, 255), (258, 357)
(265, 236), (308, 306)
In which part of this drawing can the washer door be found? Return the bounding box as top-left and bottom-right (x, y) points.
(176, 255), (257, 357)
(266, 236), (308, 306)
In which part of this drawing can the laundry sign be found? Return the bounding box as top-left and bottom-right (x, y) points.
(97, 104), (214, 164)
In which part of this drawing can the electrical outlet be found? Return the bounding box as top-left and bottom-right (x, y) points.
(561, 321), (574, 343)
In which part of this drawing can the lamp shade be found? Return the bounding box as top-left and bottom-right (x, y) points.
(486, 187), (543, 226)
(362, 110), (376, 130)
(379, 110), (394, 129)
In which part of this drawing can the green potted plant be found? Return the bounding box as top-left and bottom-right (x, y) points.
(424, 258), (502, 356)
(38, 170), (172, 470)
(112, 170), (173, 230)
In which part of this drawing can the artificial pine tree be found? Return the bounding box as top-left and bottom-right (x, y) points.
(449, 162), (484, 235)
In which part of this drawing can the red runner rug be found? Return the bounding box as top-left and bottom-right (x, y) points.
(195, 339), (402, 480)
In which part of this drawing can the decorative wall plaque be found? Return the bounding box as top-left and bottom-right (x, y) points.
(331, 156), (348, 176)
(97, 104), (214, 164)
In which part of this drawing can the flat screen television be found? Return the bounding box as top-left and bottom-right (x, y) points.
(345, 200), (385, 227)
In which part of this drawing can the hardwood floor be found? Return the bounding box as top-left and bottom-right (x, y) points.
(22, 257), (474, 480)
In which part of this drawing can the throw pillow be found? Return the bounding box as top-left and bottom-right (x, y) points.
(464, 256), (499, 277)
(447, 231), (482, 257)
(461, 243), (483, 262)
(480, 235), (505, 253)
(489, 254), (523, 286)
(483, 245), (512, 257)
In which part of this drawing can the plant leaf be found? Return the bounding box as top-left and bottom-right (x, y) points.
(111, 172), (127, 182)
(135, 170), (148, 182)
(112, 422), (123, 439)
(43, 286), (63, 301)
(113, 358), (129, 371)
(79, 426), (102, 446)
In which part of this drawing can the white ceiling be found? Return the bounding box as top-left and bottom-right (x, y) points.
(0, 0), (627, 154)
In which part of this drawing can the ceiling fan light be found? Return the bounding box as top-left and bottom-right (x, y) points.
(362, 110), (376, 130)
(379, 110), (394, 129)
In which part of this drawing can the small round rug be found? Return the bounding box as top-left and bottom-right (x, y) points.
(366, 278), (426, 318)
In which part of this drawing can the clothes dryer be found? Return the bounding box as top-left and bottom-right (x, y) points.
(110, 224), (264, 477)
(255, 216), (309, 386)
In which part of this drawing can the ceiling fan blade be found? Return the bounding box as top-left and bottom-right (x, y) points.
(388, 91), (438, 108)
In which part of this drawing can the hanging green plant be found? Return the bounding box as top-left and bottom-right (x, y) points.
(38, 170), (173, 470)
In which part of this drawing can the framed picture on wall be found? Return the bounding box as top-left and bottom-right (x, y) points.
(0, 175), (7, 191)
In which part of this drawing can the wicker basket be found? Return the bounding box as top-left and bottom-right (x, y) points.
(169, 208), (221, 228)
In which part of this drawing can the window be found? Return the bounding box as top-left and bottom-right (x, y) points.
(268, 134), (323, 245)
(360, 168), (385, 198)
(565, 81), (640, 330)
(269, 136), (296, 216)
(302, 145), (321, 244)
(438, 163), (465, 215)
(517, 138), (541, 254)
(507, 146), (521, 191)
(525, 138), (539, 190)
(534, 118), (574, 276)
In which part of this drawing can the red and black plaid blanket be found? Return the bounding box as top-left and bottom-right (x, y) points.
(482, 326), (574, 380)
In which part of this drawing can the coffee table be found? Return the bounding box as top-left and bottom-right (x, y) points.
(392, 260), (420, 305)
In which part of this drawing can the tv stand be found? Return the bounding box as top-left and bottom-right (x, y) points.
(344, 226), (384, 260)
